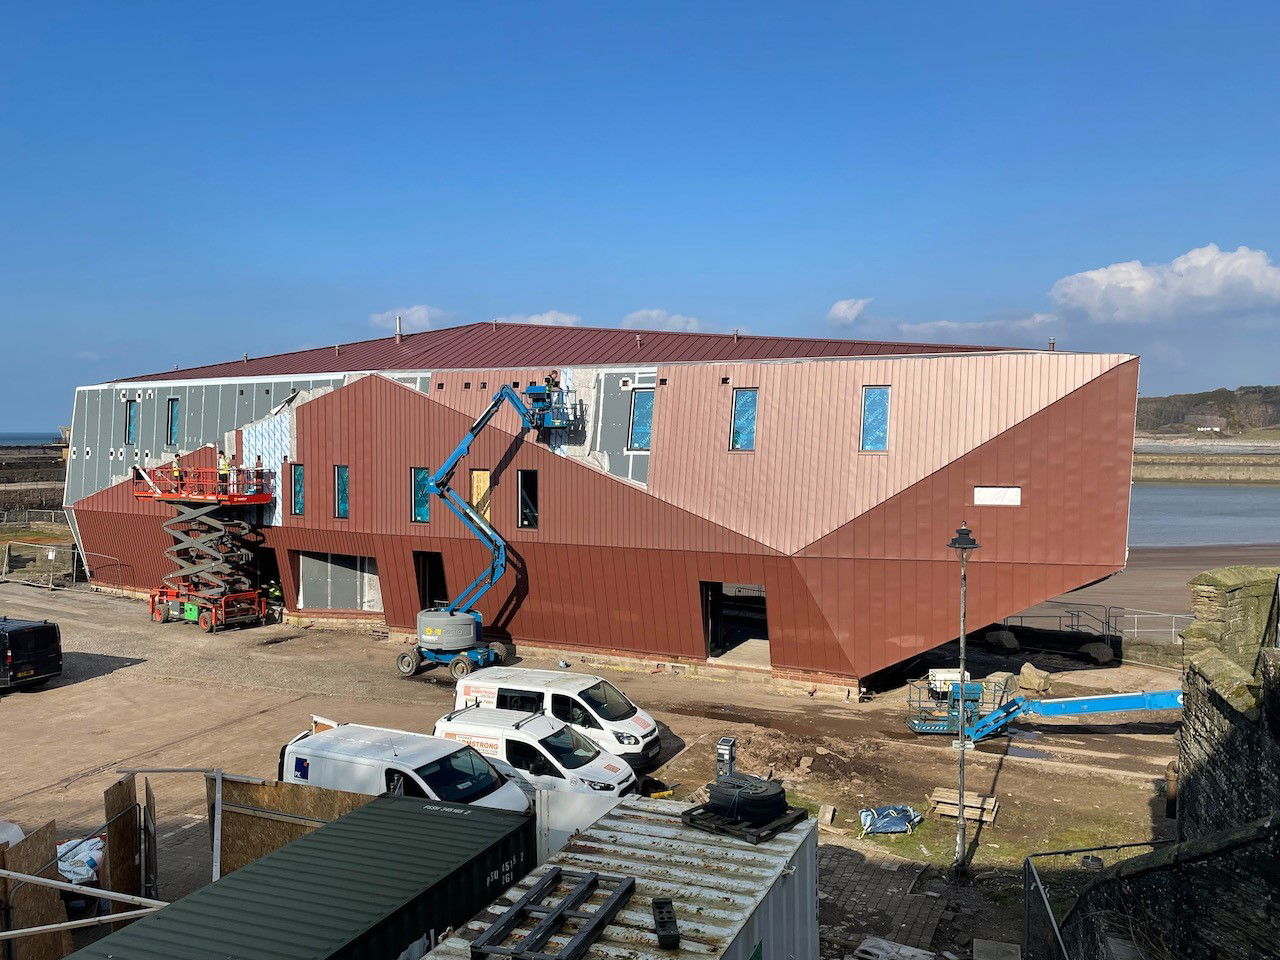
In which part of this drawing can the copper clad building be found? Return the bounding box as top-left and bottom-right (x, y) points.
(64, 322), (1138, 682)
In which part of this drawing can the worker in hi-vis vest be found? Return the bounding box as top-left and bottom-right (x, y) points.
(171, 457), (182, 492)
(217, 450), (230, 494)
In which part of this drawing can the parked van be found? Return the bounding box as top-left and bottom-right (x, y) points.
(434, 707), (638, 797)
(0, 618), (62, 691)
(278, 717), (530, 813)
(454, 668), (660, 768)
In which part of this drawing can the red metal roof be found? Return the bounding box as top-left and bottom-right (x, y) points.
(127, 321), (1001, 382)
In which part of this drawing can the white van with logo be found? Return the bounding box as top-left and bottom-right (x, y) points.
(278, 717), (529, 813)
(454, 668), (660, 768)
(433, 707), (638, 797)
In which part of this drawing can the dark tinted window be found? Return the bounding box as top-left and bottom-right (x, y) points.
(507, 740), (561, 778)
(579, 680), (637, 721)
(415, 747), (503, 803)
(497, 688), (543, 712)
(539, 726), (599, 770)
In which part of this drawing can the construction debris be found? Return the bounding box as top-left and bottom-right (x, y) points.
(929, 788), (1000, 824)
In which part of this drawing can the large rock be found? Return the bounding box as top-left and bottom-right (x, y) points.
(984, 629), (1020, 652)
(1018, 661), (1052, 694)
(1079, 641), (1116, 665)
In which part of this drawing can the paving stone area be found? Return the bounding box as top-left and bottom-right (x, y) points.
(819, 840), (948, 957)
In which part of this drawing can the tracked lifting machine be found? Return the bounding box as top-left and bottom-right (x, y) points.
(397, 379), (578, 682)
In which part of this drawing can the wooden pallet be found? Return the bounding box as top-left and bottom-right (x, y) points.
(929, 788), (999, 824)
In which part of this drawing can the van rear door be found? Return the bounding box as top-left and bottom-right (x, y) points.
(2, 622), (61, 686)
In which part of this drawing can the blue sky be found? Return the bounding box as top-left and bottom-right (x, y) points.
(4, 2), (1279, 429)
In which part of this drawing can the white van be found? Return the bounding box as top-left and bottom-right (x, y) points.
(278, 717), (530, 813)
(454, 668), (660, 768)
(434, 707), (638, 797)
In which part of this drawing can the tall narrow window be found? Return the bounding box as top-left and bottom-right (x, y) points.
(165, 397), (180, 446)
(291, 463), (305, 515)
(411, 467), (431, 523)
(860, 386), (891, 452)
(125, 400), (138, 446)
(628, 388), (654, 450)
(517, 469), (539, 529)
(334, 465), (349, 519)
(729, 388), (758, 451)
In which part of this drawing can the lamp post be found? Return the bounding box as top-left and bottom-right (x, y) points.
(948, 521), (980, 880)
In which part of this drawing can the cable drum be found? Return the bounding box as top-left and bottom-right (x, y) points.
(707, 774), (788, 824)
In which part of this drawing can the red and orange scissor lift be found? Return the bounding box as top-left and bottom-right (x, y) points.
(132, 464), (273, 632)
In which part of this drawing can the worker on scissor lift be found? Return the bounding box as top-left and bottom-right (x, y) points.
(170, 457), (182, 494)
(217, 450), (230, 495)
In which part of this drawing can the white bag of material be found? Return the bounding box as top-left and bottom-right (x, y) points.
(57, 837), (104, 884)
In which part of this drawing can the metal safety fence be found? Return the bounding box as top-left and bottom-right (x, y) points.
(1023, 840), (1173, 960)
(0, 541), (124, 590)
(0, 508), (69, 526)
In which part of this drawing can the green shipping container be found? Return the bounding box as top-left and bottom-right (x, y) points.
(69, 795), (535, 960)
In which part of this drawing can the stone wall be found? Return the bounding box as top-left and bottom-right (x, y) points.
(1133, 451), (1280, 482)
(1180, 565), (1278, 671)
(1060, 815), (1280, 960)
(1179, 648), (1280, 841)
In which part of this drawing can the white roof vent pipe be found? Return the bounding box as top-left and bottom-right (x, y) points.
(395, 314), (403, 344)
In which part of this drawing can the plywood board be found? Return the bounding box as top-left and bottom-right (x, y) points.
(204, 777), (372, 876)
(0, 821), (72, 960)
(102, 774), (140, 927)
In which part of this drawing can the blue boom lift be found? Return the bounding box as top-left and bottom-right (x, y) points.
(907, 676), (1183, 741)
(396, 381), (575, 681)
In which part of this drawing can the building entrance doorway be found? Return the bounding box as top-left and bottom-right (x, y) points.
(700, 581), (770, 666)
(413, 551), (449, 609)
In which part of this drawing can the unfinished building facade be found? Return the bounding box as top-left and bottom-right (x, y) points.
(64, 322), (1139, 682)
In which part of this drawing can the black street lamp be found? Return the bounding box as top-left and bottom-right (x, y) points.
(948, 521), (980, 879)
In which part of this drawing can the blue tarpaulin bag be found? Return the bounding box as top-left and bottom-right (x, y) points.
(858, 805), (923, 836)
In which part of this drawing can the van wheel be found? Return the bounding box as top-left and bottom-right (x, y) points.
(198, 611), (215, 633)
(487, 641), (509, 665)
(397, 649), (423, 677)
(449, 655), (474, 681)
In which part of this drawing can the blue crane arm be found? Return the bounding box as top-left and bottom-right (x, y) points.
(964, 688), (1183, 741)
(425, 384), (541, 618)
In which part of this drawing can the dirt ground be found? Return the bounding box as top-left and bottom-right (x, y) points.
(0, 575), (1189, 956)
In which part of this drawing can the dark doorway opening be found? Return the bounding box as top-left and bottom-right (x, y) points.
(700, 581), (770, 665)
(414, 551), (449, 609)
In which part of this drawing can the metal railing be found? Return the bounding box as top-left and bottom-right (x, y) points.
(0, 542), (123, 590)
(1113, 608), (1193, 647)
(1023, 839), (1173, 960)
(0, 509), (68, 526)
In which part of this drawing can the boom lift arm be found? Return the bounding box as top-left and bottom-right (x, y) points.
(428, 384), (543, 621)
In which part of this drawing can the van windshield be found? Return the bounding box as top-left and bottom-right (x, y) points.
(539, 726), (600, 770)
(415, 746), (503, 803)
(579, 680), (637, 721)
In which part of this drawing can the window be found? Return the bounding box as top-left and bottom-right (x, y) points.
(579, 680), (638, 721)
(628, 388), (654, 450)
(414, 747), (502, 803)
(384, 768), (426, 798)
(496, 688), (544, 713)
(165, 398), (180, 446)
(860, 385), (891, 452)
(334, 465), (349, 518)
(291, 463), (305, 515)
(296, 551), (382, 611)
(538, 727), (599, 770)
(125, 400), (138, 446)
(729, 388), (758, 451)
(411, 467), (431, 523)
(552, 694), (599, 729)
(517, 469), (538, 529)
(506, 740), (561, 778)
(973, 485), (1022, 506)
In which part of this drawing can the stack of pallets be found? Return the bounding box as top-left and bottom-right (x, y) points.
(928, 788), (999, 824)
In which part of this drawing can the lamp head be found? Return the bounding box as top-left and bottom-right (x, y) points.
(948, 522), (980, 561)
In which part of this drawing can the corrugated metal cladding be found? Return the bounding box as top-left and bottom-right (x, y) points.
(68, 796), (535, 960)
(70, 348), (1140, 680)
(126, 320), (998, 382)
(426, 797), (819, 960)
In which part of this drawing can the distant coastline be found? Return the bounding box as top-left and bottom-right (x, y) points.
(1134, 435), (1280, 483)
(0, 432), (61, 447)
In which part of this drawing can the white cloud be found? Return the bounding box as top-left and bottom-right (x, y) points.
(369, 304), (446, 331)
(825, 297), (873, 326)
(896, 312), (1057, 339)
(494, 310), (583, 326)
(621, 308), (701, 332)
(1050, 243), (1280, 325)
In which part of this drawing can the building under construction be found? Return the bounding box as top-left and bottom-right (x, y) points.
(63, 321), (1139, 682)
